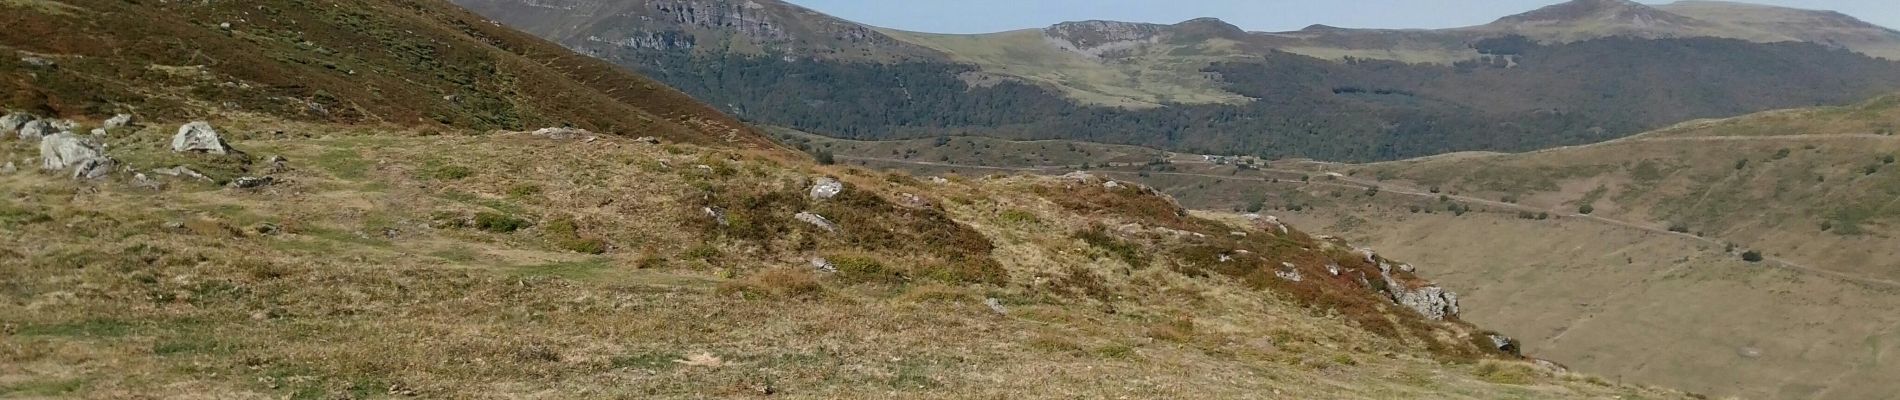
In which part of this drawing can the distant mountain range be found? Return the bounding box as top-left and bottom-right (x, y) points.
(451, 0), (1900, 161)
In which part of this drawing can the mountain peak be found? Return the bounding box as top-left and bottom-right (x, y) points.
(1495, 0), (1693, 25)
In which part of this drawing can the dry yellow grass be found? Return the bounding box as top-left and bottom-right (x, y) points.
(0, 116), (1691, 399)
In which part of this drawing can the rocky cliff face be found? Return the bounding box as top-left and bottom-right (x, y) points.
(454, 0), (944, 61)
(1043, 20), (1167, 57)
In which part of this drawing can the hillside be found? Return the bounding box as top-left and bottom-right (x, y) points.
(457, 0), (1900, 162)
(0, 0), (773, 149)
(0, 0), (1691, 398)
(793, 94), (1900, 399)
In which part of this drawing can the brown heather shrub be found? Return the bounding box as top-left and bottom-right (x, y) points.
(718, 268), (826, 300)
(1146, 315), (1196, 342)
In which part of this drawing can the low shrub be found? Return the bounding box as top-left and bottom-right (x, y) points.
(718, 268), (825, 300)
(474, 212), (531, 233)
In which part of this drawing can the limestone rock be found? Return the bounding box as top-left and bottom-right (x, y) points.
(810, 258), (837, 273)
(0, 161), (14, 174)
(228, 176), (275, 189)
(1060, 171), (1099, 183)
(703, 207), (728, 226)
(529, 127), (593, 140)
(1103, 180), (1124, 189)
(794, 211), (837, 232)
(39, 133), (110, 178)
(70, 157), (117, 180)
(632, 136), (660, 144)
(18, 119), (59, 140)
(152, 166), (212, 181)
(984, 298), (1008, 315)
(172, 121), (233, 154)
(19, 56), (55, 68)
(1487, 334), (1521, 355)
(1276, 262), (1304, 282)
(0, 112), (31, 135)
(264, 155), (290, 173)
(103, 114), (134, 129)
(1383, 272), (1460, 321)
(809, 176), (844, 200)
(927, 176), (950, 185)
(131, 173), (164, 191)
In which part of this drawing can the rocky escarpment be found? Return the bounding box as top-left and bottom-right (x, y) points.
(1042, 20), (1167, 59)
(497, 0), (932, 59)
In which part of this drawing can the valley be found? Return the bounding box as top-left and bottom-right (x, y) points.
(7, 0), (1900, 398)
(457, 0), (1900, 161)
(802, 94), (1900, 399)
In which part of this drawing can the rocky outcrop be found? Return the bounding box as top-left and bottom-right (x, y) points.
(103, 114), (133, 129)
(172, 121), (233, 154)
(0, 112), (32, 135)
(18, 119), (66, 140)
(228, 176), (276, 189)
(1386, 277), (1461, 321)
(1488, 333), (1522, 355)
(1043, 20), (1166, 58)
(651, 1), (790, 43)
(39, 133), (114, 179)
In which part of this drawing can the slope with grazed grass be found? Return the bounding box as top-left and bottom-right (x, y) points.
(0, 0), (1694, 398)
(0, 115), (1690, 398)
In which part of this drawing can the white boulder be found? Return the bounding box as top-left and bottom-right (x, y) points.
(38, 133), (113, 179)
(809, 177), (844, 200)
(794, 211), (838, 232)
(172, 121), (233, 154)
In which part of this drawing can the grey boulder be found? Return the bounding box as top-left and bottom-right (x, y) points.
(39, 133), (114, 179)
(809, 177), (844, 200)
(172, 121), (233, 154)
(0, 112), (31, 135)
(103, 114), (134, 129)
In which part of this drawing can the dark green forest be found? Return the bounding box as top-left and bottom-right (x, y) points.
(609, 36), (1900, 161)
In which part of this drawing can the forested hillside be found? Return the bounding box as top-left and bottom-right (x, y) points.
(629, 37), (1900, 161)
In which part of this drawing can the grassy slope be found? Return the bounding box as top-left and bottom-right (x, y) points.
(796, 105), (1900, 399)
(877, 29), (1253, 108)
(769, 127), (1168, 169)
(0, 116), (1689, 399)
(0, 0), (772, 148)
(1656, 0), (1900, 60)
(1347, 94), (1900, 282)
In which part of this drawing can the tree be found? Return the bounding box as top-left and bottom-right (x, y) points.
(814, 150), (835, 165)
(1741, 250), (1764, 262)
(1579, 204), (1595, 215)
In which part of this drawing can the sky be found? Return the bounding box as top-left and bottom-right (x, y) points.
(784, 0), (1900, 34)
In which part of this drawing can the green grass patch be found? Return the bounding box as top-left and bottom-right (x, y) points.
(0, 378), (89, 396)
(315, 148), (370, 180)
(429, 247), (482, 263)
(16, 318), (135, 338)
(510, 258), (611, 280)
(474, 212), (531, 233)
(608, 351), (681, 371)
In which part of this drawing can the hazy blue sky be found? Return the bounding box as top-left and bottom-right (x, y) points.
(785, 0), (1900, 34)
